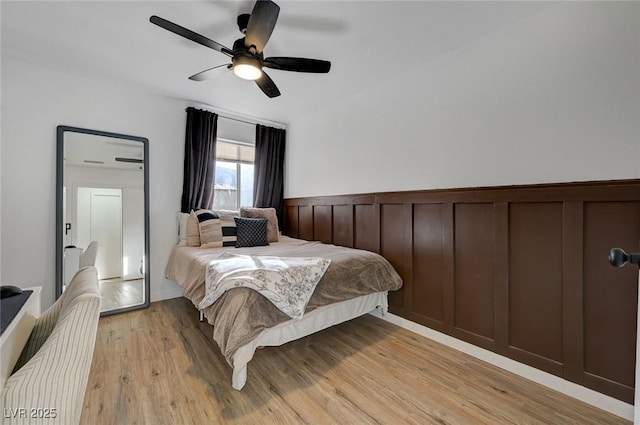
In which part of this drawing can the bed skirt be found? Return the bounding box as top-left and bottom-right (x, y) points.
(228, 290), (389, 390)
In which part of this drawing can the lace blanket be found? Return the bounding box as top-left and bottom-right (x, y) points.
(198, 252), (331, 320)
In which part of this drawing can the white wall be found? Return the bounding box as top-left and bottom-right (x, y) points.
(285, 2), (640, 198)
(1, 57), (184, 307)
(0, 58), (250, 308)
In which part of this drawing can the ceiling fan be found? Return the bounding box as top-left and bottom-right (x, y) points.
(150, 0), (331, 98)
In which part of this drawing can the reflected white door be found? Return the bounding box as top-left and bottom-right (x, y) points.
(62, 186), (72, 247)
(77, 187), (122, 280)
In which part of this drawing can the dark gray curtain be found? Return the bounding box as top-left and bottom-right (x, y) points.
(253, 124), (286, 222)
(181, 107), (218, 213)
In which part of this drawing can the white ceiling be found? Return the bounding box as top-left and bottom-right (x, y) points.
(65, 132), (144, 171)
(1, 1), (550, 124)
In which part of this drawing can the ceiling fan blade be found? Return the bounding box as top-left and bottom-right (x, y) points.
(245, 0), (280, 54)
(255, 71), (281, 98)
(189, 64), (232, 81)
(150, 15), (233, 57)
(115, 157), (143, 164)
(264, 57), (331, 73)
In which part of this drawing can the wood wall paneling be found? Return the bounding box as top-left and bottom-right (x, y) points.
(562, 202), (585, 384)
(493, 202), (509, 356)
(442, 203), (455, 328)
(332, 205), (354, 248)
(313, 205), (332, 243)
(354, 204), (379, 253)
(380, 204), (406, 313)
(283, 179), (640, 403)
(285, 206), (299, 238)
(412, 204), (445, 325)
(453, 203), (496, 348)
(508, 203), (564, 376)
(298, 205), (313, 241)
(583, 201), (640, 403)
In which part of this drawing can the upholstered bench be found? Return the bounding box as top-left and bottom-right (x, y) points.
(1, 267), (101, 425)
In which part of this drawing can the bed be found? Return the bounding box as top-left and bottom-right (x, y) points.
(166, 235), (403, 390)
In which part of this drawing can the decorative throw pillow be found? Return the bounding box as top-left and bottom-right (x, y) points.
(214, 209), (240, 218)
(177, 212), (190, 246)
(240, 207), (280, 242)
(219, 215), (237, 247)
(234, 217), (269, 248)
(186, 211), (201, 247)
(195, 209), (223, 248)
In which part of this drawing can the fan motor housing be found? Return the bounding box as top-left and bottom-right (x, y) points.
(232, 38), (263, 60)
(237, 14), (250, 34)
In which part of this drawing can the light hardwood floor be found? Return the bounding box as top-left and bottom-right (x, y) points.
(81, 297), (630, 425)
(99, 278), (144, 312)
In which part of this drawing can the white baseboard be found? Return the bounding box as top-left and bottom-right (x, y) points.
(150, 286), (183, 303)
(369, 310), (633, 421)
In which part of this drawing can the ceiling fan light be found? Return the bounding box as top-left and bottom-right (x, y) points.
(233, 55), (263, 80)
(234, 64), (262, 80)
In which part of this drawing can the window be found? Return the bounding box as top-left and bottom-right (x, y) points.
(213, 139), (255, 211)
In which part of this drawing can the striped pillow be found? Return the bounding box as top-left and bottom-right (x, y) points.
(219, 215), (237, 247)
(195, 209), (223, 248)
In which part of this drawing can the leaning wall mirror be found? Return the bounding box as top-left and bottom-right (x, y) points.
(56, 126), (150, 316)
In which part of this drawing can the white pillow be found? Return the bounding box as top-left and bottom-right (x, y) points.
(214, 209), (239, 218)
(177, 212), (190, 246)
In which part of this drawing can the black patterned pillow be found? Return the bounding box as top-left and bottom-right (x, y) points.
(234, 217), (269, 248)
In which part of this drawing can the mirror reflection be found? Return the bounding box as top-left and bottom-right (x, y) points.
(56, 127), (149, 315)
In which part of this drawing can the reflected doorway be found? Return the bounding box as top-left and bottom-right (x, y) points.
(69, 186), (145, 312)
(77, 187), (122, 279)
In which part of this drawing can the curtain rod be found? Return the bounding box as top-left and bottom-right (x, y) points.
(186, 102), (287, 129)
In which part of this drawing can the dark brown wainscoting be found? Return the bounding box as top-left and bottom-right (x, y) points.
(284, 180), (640, 403)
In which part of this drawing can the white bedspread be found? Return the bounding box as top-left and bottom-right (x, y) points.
(198, 252), (331, 320)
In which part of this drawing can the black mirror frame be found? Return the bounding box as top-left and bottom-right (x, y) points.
(55, 125), (150, 316)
